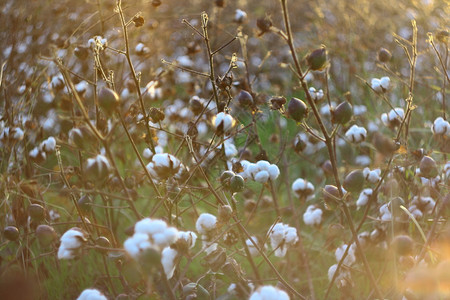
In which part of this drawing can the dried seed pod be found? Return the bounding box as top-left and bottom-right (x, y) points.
(36, 225), (57, 247)
(4, 226), (20, 241)
(287, 97), (308, 122)
(377, 48), (392, 63)
(343, 170), (365, 193)
(306, 46), (327, 71)
(332, 102), (353, 124)
(419, 156), (438, 178)
(98, 87), (120, 116)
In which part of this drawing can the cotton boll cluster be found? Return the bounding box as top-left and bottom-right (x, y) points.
(249, 285), (290, 300)
(303, 205), (323, 226)
(57, 228), (87, 260)
(371, 76), (390, 92)
(213, 112), (235, 134)
(335, 243), (356, 266)
(328, 264), (352, 289)
(146, 153), (187, 181)
(239, 160), (280, 183)
(268, 223), (298, 257)
(124, 218), (179, 259)
(345, 125), (367, 143)
(292, 178), (315, 200)
(39, 136), (56, 153)
(363, 168), (381, 183)
(408, 196), (436, 219)
(381, 108), (404, 128)
(196, 213), (218, 254)
(309, 87), (324, 101)
(431, 117), (450, 137)
(77, 288), (107, 300)
(0, 127), (24, 143)
(356, 188), (373, 208)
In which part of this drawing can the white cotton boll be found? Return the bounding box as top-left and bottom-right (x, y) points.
(284, 227), (298, 244)
(388, 108), (404, 121)
(335, 243), (356, 266)
(355, 155), (371, 166)
(269, 223), (298, 257)
(328, 264), (351, 288)
(246, 236), (260, 256)
(234, 9), (247, 23)
(203, 241), (218, 255)
(432, 117), (450, 136)
(77, 288), (108, 300)
(214, 112), (235, 132)
(363, 168), (381, 183)
(124, 233), (153, 258)
(247, 163), (260, 176)
(380, 76), (390, 90)
(178, 231), (197, 249)
(309, 87), (324, 101)
(371, 78), (382, 92)
(256, 160), (271, 171)
(303, 205), (323, 226)
(60, 228), (86, 249)
(254, 170), (270, 183)
(409, 205), (423, 219)
(379, 204), (392, 221)
(345, 125), (367, 143)
(11, 127), (24, 141)
(356, 188), (373, 208)
(40, 136), (56, 152)
(224, 139), (238, 158)
(196, 213), (217, 235)
(143, 148), (153, 160)
(249, 285), (290, 300)
(57, 246), (75, 260)
(353, 105), (367, 116)
(152, 154), (171, 168)
(75, 81), (88, 95)
(161, 247), (178, 279)
(267, 164), (280, 180)
(381, 113), (389, 126)
(292, 178), (315, 198)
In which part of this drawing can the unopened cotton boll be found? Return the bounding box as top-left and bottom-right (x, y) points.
(345, 125), (367, 143)
(303, 205), (323, 226)
(77, 288), (108, 300)
(161, 247), (178, 279)
(356, 188), (373, 208)
(196, 213), (217, 235)
(249, 285), (290, 300)
(431, 117), (450, 136)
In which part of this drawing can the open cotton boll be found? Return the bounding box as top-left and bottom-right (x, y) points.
(432, 117), (450, 136)
(254, 170), (269, 183)
(335, 243), (356, 266)
(357, 188), (373, 208)
(178, 231), (197, 249)
(379, 203), (392, 221)
(161, 247), (178, 279)
(363, 168), (381, 183)
(292, 178), (315, 199)
(328, 264), (352, 288)
(267, 164), (280, 180)
(196, 213), (217, 235)
(214, 112), (235, 133)
(58, 228), (87, 260)
(246, 236), (260, 256)
(380, 76), (390, 90)
(77, 288), (108, 300)
(256, 160), (271, 171)
(249, 285), (290, 300)
(40, 136), (56, 152)
(345, 125), (367, 143)
(123, 233), (152, 258)
(234, 9), (247, 23)
(303, 205), (323, 226)
(135, 218), (166, 235)
(371, 78), (382, 92)
(224, 139), (238, 158)
(269, 223), (298, 257)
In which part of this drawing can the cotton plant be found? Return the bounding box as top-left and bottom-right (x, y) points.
(268, 223), (298, 257)
(303, 205), (323, 226)
(57, 227), (88, 260)
(345, 125), (367, 143)
(123, 218), (179, 259)
(292, 178), (315, 200)
(249, 285), (290, 300)
(77, 288), (107, 300)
